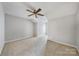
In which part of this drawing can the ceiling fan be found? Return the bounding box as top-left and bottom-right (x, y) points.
(26, 8), (44, 18)
(22, 2), (44, 18)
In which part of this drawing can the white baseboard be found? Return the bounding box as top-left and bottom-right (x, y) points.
(0, 44), (4, 55)
(48, 39), (76, 48)
(76, 47), (79, 54)
(5, 35), (48, 43)
(5, 36), (33, 43)
(0, 48), (3, 55)
(5, 36), (76, 48)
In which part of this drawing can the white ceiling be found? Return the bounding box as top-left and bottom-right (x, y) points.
(2, 2), (78, 21)
(27, 2), (78, 20)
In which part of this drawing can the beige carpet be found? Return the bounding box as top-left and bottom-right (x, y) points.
(1, 39), (79, 56)
(45, 40), (79, 56)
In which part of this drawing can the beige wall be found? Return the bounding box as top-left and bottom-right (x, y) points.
(0, 3), (5, 54)
(76, 4), (79, 49)
(5, 14), (34, 42)
(48, 15), (76, 46)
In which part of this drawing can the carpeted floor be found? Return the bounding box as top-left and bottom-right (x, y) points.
(1, 39), (79, 56)
(44, 40), (79, 56)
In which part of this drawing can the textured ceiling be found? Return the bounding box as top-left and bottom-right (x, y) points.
(2, 2), (78, 21)
(27, 2), (78, 20)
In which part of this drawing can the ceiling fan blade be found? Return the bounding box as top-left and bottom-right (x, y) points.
(37, 13), (44, 16)
(28, 14), (34, 16)
(36, 8), (42, 13)
(27, 9), (33, 13)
